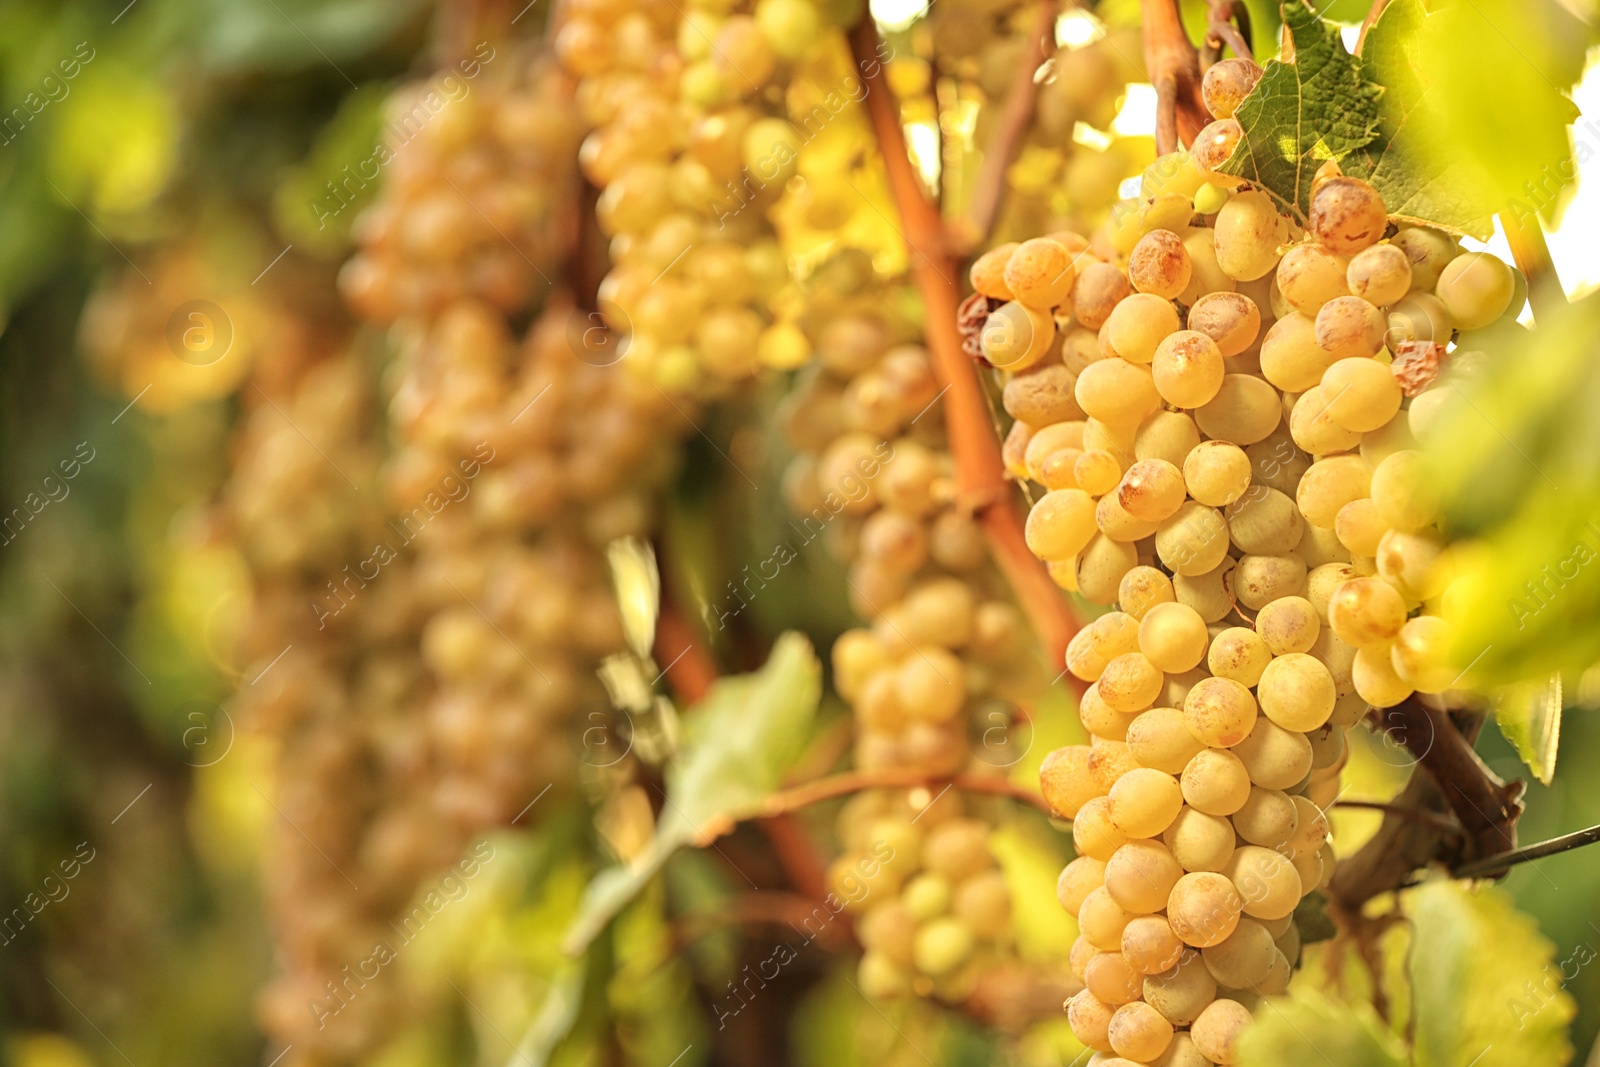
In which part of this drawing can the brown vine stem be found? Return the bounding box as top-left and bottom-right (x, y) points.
(1501, 209), (1567, 324)
(1330, 700), (1525, 908)
(848, 17), (1083, 675)
(1333, 799), (1461, 836)
(695, 767), (1052, 845)
(1140, 0), (1210, 154)
(1200, 0), (1253, 68)
(1452, 821), (1600, 879)
(958, 0), (1059, 253)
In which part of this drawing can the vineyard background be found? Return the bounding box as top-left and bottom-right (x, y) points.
(1, 0), (1600, 1065)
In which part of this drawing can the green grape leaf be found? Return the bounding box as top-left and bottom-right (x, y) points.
(1427, 296), (1600, 687)
(1215, 0), (1384, 220)
(1347, 0), (1584, 237)
(1236, 988), (1406, 1067)
(1408, 879), (1577, 1067)
(1292, 889), (1337, 946)
(564, 633), (822, 953)
(1492, 675), (1563, 784)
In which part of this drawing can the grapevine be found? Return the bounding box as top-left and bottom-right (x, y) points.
(9, 0), (1600, 1065)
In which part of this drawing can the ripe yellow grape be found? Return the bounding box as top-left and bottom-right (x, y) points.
(1392, 614), (1456, 692)
(1201, 916), (1277, 987)
(1086, 950), (1146, 1004)
(1256, 652), (1337, 731)
(1196, 373), (1282, 444)
(1099, 652), (1166, 712)
(1078, 884), (1136, 951)
(1180, 748), (1252, 816)
(1214, 190), (1289, 281)
(1182, 677), (1258, 747)
(1139, 602), (1209, 673)
(1174, 557), (1238, 623)
(1201, 57), (1263, 119)
(1353, 641), (1416, 707)
(1105, 838), (1185, 914)
(1098, 493), (1161, 542)
(1025, 488), (1098, 560)
(1386, 291), (1454, 347)
(1371, 449), (1439, 530)
(1119, 566), (1176, 619)
(1040, 744), (1100, 817)
(1182, 440), (1253, 506)
(1122, 914), (1186, 974)
(1156, 502), (1231, 577)
(1230, 716), (1314, 790)
(1127, 707), (1207, 773)
(1109, 1000), (1177, 1063)
(1167, 870), (1243, 947)
(1163, 805), (1237, 872)
(1436, 251), (1515, 330)
(1081, 683), (1137, 740)
(1077, 449), (1126, 494)
(1078, 534), (1140, 604)
(1074, 261), (1134, 329)
(1077, 358), (1162, 425)
(1320, 356), (1402, 432)
(1088, 740), (1143, 792)
(1327, 576), (1407, 646)
(1003, 237), (1079, 309)
(1309, 176), (1388, 254)
(1276, 243), (1350, 315)
(1153, 330), (1227, 408)
(1315, 296), (1387, 360)
(1231, 787), (1300, 847)
(1260, 312), (1336, 392)
(1119, 458), (1188, 522)
(1225, 844), (1303, 919)
(1233, 553), (1310, 610)
(1130, 229), (1194, 300)
(982, 300), (1056, 369)
(1297, 454), (1371, 529)
(1207, 627), (1272, 685)
(1255, 595), (1320, 654)
(1346, 242), (1413, 306)
(970, 242), (1019, 298)
(1225, 486), (1305, 555)
(1057, 855), (1109, 913)
(1335, 497), (1390, 557)
(1109, 771), (1186, 841)
(1075, 795), (1132, 861)
(1135, 411), (1202, 469)
(1144, 955), (1219, 1027)
(1191, 117), (1242, 174)
(1188, 291), (1262, 356)
(1105, 293), (1183, 364)
(1192, 998), (1254, 1064)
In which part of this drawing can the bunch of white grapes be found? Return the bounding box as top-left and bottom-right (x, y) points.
(778, 276), (1054, 1008)
(833, 789), (1017, 1004)
(975, 56), (1521, 1065)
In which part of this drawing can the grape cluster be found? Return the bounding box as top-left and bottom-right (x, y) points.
(339, 50), (583, 324)
(982, 57), (1520, 1064)
(556, 0), (846, 390)
(775, 271), (1055, 1010)
(833, 788), (1017, 1003)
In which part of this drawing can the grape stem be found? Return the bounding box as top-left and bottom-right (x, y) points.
(1329, 699), (1524, 908)
(958, 0), (1059, 254)
(1451, 821), (1600, 879)
(1140, 0), (1210, 154)
(1501, 209), (1568, 323)
(693, 767), (1054, 845)
(1200, 0), (1253, 67)
(847, 17), (1084, 678)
